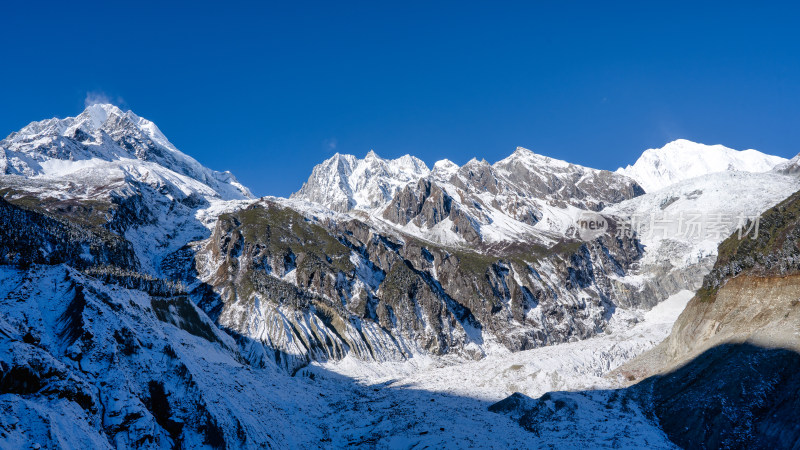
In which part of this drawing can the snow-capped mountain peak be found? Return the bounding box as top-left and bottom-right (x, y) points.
(431, 158), (460, 181)
(291, 150), (430, 212)
(65, 103), (179, 153)
(495, 146), (577, 172)
(76, 103), (121, 130)
(617, 139), (786, 192)
(0, 103), (252, 200)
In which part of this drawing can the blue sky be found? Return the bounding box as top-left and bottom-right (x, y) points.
(2, 1), (798, 197)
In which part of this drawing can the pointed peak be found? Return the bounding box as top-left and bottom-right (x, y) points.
(78, 103), (125, 130)
(83, 102), (124, 114)
(365, 149), (379, 159)
(326, 152), (345, 164)
(328, 151), (353, 161)
(396, 153), (423, 165)
(431, 159), (459, 181)
(320, 152), (358, 171)
(464, 157), (491, 168)
(502, 146), (537, 163)
(433, 159), (458, 170)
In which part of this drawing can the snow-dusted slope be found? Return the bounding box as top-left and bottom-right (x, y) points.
(774, 150), (800, 174)
(493, 147), (643, 208)
(291, 150), (430, 212)
(602, 170), (800, 306)
(320, 290), (694, 400)
(308, 291), (693, 448)
(617, 139), (786, 192)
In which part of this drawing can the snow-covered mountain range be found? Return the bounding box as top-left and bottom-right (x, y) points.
(293, 146), (645, 246)
(2, 104), (798, 448)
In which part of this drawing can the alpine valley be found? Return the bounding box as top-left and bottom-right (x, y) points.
(1, 104), (798, 449)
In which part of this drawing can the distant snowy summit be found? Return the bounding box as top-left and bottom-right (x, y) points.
(616, 139), (786, 192)
(291, 146), (644, 245)
(291, 150), (429, 212)
(294, 140), (789, 217)
(0, 103), (252, 201)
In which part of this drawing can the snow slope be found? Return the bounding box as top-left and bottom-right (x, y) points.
(300, 291), (694, 448)
(617, 139), (786, 192)
(605, 170), (800, 273)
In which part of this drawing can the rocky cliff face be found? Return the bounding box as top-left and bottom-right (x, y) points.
(492, 147), (646, 210)
(0, 264), (304, 448)
(374, 149), (645, 246)
(0, 194), (137, 270)
(178, 199), (647, 373)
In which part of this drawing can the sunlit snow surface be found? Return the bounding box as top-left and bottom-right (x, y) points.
(617, 139), (786, 192)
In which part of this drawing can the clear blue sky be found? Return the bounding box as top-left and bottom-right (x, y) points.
(2, 1), (798, 197)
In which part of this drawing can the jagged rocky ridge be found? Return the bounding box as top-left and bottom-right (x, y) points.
(294, 147), (645, 245)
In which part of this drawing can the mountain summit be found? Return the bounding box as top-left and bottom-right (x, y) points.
(616, 139), (785, 192)
(0, 103), (251, 200)
(290, 151), (430, 212)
